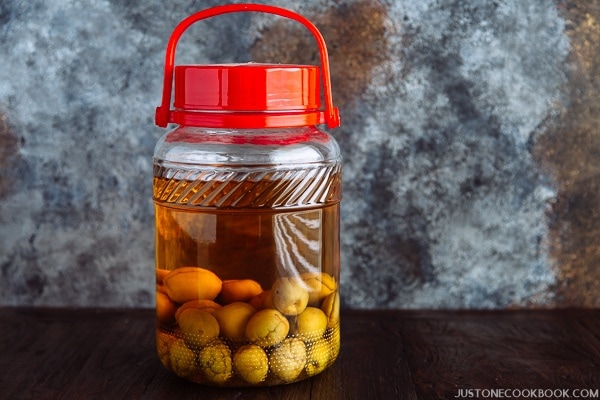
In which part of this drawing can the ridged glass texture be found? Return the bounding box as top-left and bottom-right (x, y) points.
(153, 126), (342, 209)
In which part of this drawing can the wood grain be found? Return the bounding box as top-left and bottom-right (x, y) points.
(0, 308), (598, 399)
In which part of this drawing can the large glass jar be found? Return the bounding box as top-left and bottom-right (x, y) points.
(152, 4), (343, 386)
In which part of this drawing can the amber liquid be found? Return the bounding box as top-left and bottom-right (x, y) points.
(154, 171), (341, 285)
(153, 171), (341, 386)
(155, 204), (339, 288)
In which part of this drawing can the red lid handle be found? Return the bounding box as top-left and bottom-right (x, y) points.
(155, 4), (340, 129)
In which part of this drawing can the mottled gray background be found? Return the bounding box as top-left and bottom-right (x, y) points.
(1, 0), (599, 309)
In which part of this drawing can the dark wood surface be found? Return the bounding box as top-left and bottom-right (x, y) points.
(0, 307), (599, 399)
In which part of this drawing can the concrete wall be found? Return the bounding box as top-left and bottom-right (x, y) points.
(1, 0), (599, 308)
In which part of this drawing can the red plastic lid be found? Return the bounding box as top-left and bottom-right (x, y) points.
(170, 63), (326, 128)
(174, 64), (320, 112)
(155, 4), (340, 129)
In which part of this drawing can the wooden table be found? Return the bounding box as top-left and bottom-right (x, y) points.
(1, 308), (598, 399)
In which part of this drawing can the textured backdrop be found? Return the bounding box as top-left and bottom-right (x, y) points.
(1, 0), (599, 308)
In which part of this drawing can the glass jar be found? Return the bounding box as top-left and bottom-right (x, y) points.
(152, 5), (342, 387)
